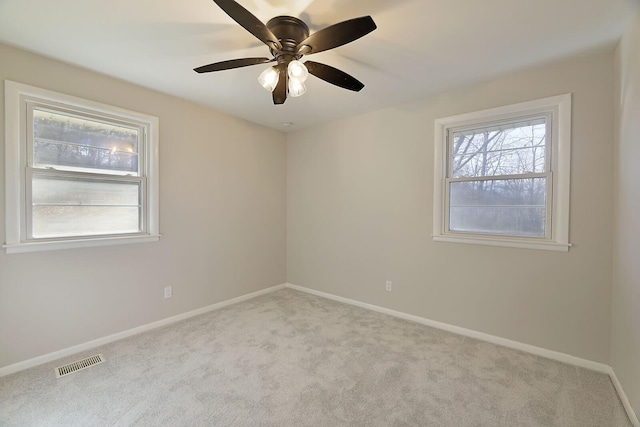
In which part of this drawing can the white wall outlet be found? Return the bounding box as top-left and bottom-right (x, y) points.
(385, 280), (393, 292)
(164, 286), (172, 299)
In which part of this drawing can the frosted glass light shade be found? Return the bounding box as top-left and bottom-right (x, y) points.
(287, 60), (308, 82)
(288, 77), (307, 97)
(258, 67), (279, 92)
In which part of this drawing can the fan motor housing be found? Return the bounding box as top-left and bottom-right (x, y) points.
(267, 16), (309, 56)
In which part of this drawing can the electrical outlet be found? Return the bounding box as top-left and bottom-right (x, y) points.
(164, 286), (172, 299)
(385, 280), (392, 292)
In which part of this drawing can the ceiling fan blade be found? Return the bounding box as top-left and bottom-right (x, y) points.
(305, 61), (365, 92)
(296, 16), (376, 55)
(212, 0), (282, 50)
(194, 57), (274, 73)
(272, 63), (287, 105)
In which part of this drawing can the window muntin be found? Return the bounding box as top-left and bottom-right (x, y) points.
(446, 115), (551, 239)
(4, 80), (159, 253)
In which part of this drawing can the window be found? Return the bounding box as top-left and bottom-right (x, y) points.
(4, 81), (159, 253)
(433, 94), (571, 251)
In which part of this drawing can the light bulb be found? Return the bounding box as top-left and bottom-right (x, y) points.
(258, 67), (279, 92)
(288, 77), (307, 97)
(287, 60), (308, 82)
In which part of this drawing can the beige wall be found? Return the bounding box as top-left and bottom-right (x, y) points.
(0, 43), (287, 369)
(613, 8), (640, 416)
(287, 48), (615, 363)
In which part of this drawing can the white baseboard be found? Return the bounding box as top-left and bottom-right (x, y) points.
(608, 366), (640, 427)
(0, 284), (286, 378)
(285, 283), (639, 426)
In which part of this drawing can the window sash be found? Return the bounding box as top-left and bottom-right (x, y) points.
(444, 172), (553, 239)
(447, 113), (552, 179)
(26, 101), (145, 176)
(25, 168), (147, 241)
(443, 113), (553, 240)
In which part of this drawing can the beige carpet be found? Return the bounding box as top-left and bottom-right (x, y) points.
(0, 288), (632, 426)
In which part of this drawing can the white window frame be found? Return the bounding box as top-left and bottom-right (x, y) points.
(4, 80), (160, 254)
(433, 94), (571, 251)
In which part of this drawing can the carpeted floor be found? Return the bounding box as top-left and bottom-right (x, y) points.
(0, 288), (632, 426)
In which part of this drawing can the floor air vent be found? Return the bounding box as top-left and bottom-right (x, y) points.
(55, 354), (104, 378)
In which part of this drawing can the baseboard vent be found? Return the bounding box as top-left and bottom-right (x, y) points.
(55, 354), (104, 378)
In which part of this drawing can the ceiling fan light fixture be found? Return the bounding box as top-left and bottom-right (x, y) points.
(196, 1), (376, 104)
(288, 77), (307, 97)
(287, 60), (308, 82)
(258, 66), (279, 92)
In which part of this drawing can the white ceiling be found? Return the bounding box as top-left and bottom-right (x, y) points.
(0, 0), (637, 131)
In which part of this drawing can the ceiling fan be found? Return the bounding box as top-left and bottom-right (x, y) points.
(194, 0), (377, 105)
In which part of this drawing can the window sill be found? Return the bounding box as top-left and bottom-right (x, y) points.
(432, 234), (571, 252)
(3, 234), (161, 254)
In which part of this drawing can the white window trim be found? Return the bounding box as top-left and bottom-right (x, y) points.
(433, 94), (571, 252)
(4, 80), (160, 254)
